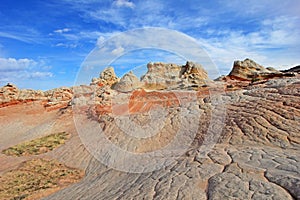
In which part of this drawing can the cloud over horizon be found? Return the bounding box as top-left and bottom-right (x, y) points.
(0, 0), (299, 89)
(0, 57), (53, 87)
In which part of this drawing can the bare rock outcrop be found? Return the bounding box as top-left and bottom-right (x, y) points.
(228, 58), (295, 81)
(49, 75), (300, 200)
(44, 87), (73, 110)
(113, 71), (142, 92)
(91, 67), (119, 87)
(0, 83), (46, 107)
(181, 61), (208, 87)
(141, 62), (182, 90)
(141, 61), (208, 90)
(229, 58), (277, 80)
(1, 60), (300, 199)
(0, 83), (73, 110)
(281, 65), (300, 73)
(0, 83), (21, 104)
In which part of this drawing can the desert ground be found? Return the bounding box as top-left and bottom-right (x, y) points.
(0, 59), (299, 200)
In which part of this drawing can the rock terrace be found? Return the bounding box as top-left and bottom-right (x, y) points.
(0, 59), (299, 200)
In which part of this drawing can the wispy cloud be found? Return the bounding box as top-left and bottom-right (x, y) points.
(197, 15), (300, 72)
(55, 43), (78, 48)
(0, 24), (43, 44)
(0, 57), (53, 85)
(0, 58), (37, 71)
(51, 29), (121, 49)
(1, 0), (299, 89)
(78, 28), (219, 85)
(0, 31), (38, 43)
(113, 0), (135, 9)
(29, 71), (53, 78)
(54, 28), (71, 34)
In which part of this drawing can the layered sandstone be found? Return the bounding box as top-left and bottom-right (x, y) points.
(228, 58), (295, 81)
(141, 61), (208, 90)
(113, 71), (142, 92)
(0, 59), (299, 200)
(0, 83), (72, 110)
(91, 67), (119, 87)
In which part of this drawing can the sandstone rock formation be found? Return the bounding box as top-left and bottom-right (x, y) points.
(281, 65), (300, 73)
(181, 61), (208, 86)
(0, 59), (299, 200)
(141, 61), (208, 90)
(0, 83), (45, 107)
(91, 67), (119, 87)
(49, 75), (300, 200)
(141, 62), (182, 89)
(113, 71), (142, 92)
(44, 87), (73, 109)
(0, 83), (72, 110)
(229, 58), (295, 81)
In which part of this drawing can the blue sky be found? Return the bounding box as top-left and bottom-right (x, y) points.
(0, 0), (299, 90)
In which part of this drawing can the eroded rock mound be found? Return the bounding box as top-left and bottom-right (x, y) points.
(0, 83), (45, 106)
(1, 59), (300, 200)
(229, 58), (295, 81)
(113, 71), (142, 92)
(141, 62), (182, 89)
(281, 65), (300, 73)
(229, 58), (277, 80)
(141, 61), (208, 90)
(91, 67), (119, 87)
(181, 61), (208, 87)
(0, 83), (73, 110)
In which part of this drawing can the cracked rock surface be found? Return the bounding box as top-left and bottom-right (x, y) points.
(0, 75), (299, 199)
(42, 77), (300, 199)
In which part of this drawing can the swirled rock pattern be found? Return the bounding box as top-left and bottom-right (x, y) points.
(0, 60), (299, 200)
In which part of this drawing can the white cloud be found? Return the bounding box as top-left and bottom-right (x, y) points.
(55, 43), (78, 48)
(112, 46), (125, 55)
(58, 0), (299, 75)
(54, 28), (71, 34)
(29, 71), (53, 78)
(220, 0), (300, 17)
(0, 31), (37, 43)
(196, 15), (300, 74)
(51, 29), (121, 48)
(113, 0), (135, 9)
(0, 58), (37, 71)
(96, 36), (106, 47)
(0, 57), (53, 84)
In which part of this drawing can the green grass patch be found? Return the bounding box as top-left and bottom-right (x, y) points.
(2, 132), (70, 156)
(0, 158), (83, 200)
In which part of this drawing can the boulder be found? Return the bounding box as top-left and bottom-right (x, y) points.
(229, 58), (273, 80)
(113, 71), (142, 92)
(91, 67), (119, 87)
(0, 83), (19, 104)
(181, 61), (208, 87)
(141, 61), (208, 90)
(141, 62), (182, 90)
(228, 58), (295, 81)
(280, 65), (300, 74)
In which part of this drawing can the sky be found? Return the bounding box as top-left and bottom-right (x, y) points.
(0, 0), (299, 90)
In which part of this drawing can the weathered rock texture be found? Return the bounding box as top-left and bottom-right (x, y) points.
(281, 65), (300, 73)
(0, 59), (299, 200)
(141, 61), (208, 90)
(229, 58), (295, 81)
(181, 61), (208, 87)
(55, 74), (299, 200)
(0, 83), (73, 110)
(113, 71), (142, 92)
(91, 67), (119, 87)
(141, 62), (182, 89)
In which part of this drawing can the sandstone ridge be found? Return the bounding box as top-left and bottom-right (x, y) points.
(0, 58), (299, 199)
(228, 58), (296, 81)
